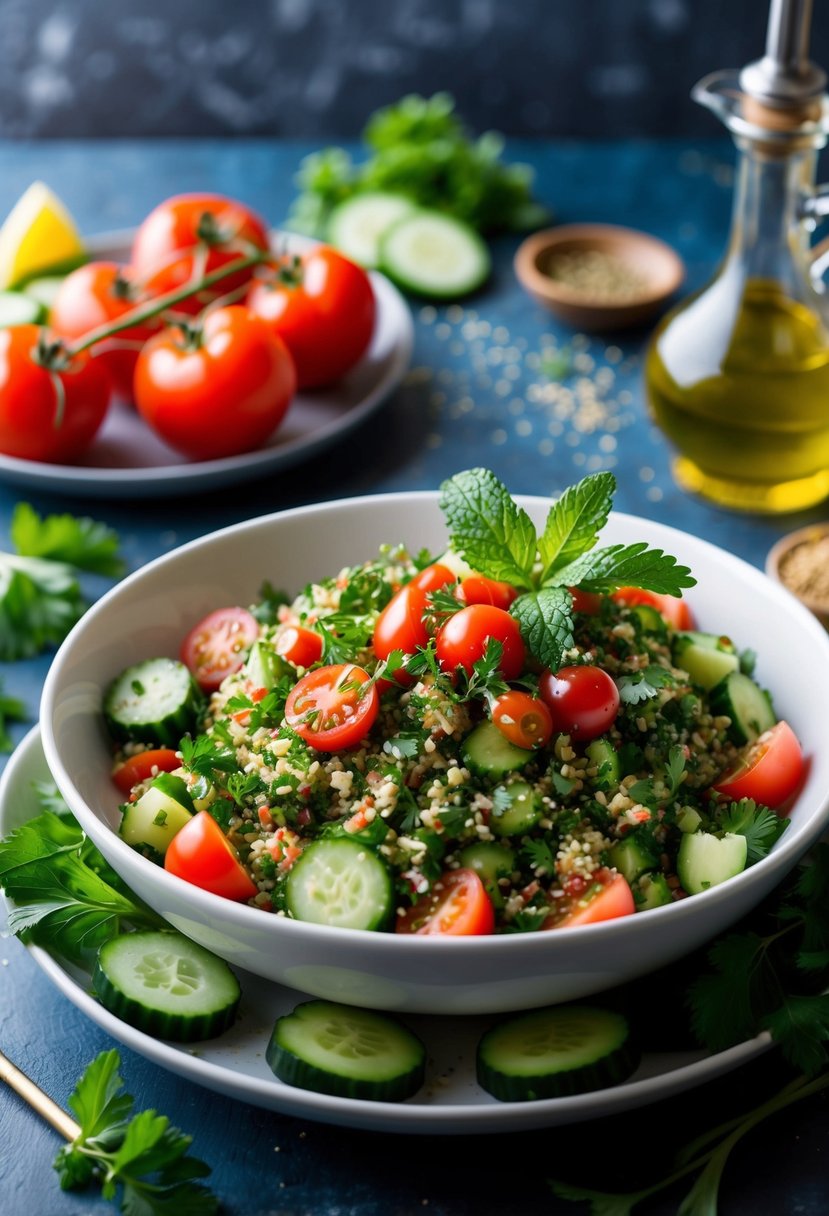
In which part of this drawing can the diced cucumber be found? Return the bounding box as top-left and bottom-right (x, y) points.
(490, 781), (544, 838)
(328, 192), (416, 268)
(150, 770), (196, 812)
(284, 837), (393, 930)
(103, 658), (205, 747)
(630, 603), (667, 634)
(477, 1005), (639, 1101)
(244, 639), (292, 690)
(379, 209), (491, 299)
(22, 275), (66, 313)
(676, 805), (702, 834)
(119, 781), (193, 856)
(585, 736), (620, 791)
(676, 830), (748, 895)
(633, 872), (673, 911)
(0, 289), (45, 327)
(267, 999), (426, 1102)
(709, 671), (776, 745)
(462, 720), (531, 779)
(93, 931), (241, 1042)
(457, 840), (515, 908)
(673, 631), (740, 691)
(608, 831), (658, 884)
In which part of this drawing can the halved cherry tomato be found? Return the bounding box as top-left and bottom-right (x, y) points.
(112, 748), (181, 797)
(181, 606), (259, 693)
(276, 625), (323, 668)
(491, 690), (554, 750)
(435, 604), (525, 680)
(569, 587), (603, 615)
(396, 868), (495, 935)
(285, 663), (379, 751)
(713, 720), (805, 809)
(611, 587), (695, 630)
(538, 664), (620, 741)
(543, 872), (635, 929)
(412, 563), (456, 594)
(164, 810), (257, 901)
(372, 564), (455, 670)
(457, 575), (518, 612)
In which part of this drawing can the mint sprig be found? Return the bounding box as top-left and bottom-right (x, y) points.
(439, 468), (695, 671)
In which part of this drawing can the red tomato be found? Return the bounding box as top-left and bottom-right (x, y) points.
(570, 587), (603, 615)
(435, 604), (525, 680)
(611, 587), (695, 630)
(544, 872), (635, 929)
(491, 690), (554, 750)
(457, 575), (519, 611)
(131, 193), (270, 310)
(164, 810), (257, 901)
(0, 325), (111, 462)
(411, 563), (456, 594)
(285, 663), (379, 751)
(247, 246), (376, 389)
(713, 720), (805, 809)
(276, 625), (323, 668)
(181, 606), (260, 693)
(538, 665), (620, 741)
(134, 306), (296, 460)
(112, 748), (181, 797)
(372, 564), (455, 671)
(395, 869), (495, 935)
(49, 262), (162, 401)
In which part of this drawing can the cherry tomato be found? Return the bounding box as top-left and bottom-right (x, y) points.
(435, 604), (525, 680)
(285, 663), (379, 751)
(247, 246), (376, 389)
(611, 587), (695, 630)
(0, 325), (111, 462)
(134, 306), (296, 460)
(372, 564), (455, 671)
(713, 720), (805, 809)
(411, 563), (456, 594)
(49, 262), (162, 401)
(112, 748), (181, 797)
(131, 193), (270, 310)
(164, 810), (257, 902)
(276, 625), (323, 668)
(457, 575), (519, 611)
(395, 868), (495, 935)
(569, 587), (603, 615)
(181, 606), (260, 693)
(543, 872), (635, 929)
(538, 665), (620, 741)
(491, 690), (554, 750)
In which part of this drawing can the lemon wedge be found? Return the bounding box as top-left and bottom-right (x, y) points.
(0, 181), (86, 290)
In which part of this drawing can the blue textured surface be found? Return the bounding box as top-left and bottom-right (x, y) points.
(1, 139), (829, 1215)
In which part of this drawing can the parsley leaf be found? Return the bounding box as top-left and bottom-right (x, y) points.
(627, 744), (686, 808)
(716, 798), (789, 864)
(11, 503), (124, 575)
(536, 471), (615, 582)
(510, 587), (574, 672)
(522, 837), (556, 876)
(0, 678), (26, 751)
(616, 665), (675, 706)
(439, 467), (537, 589)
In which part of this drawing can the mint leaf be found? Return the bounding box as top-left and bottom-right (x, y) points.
(716, 798), (789, 865)
(549, 543), (695, 596)
(537, 471), (615, 582)
(11, 503), (125, 576)
(439, 468), (537, 589)
(510, 587), (574, 671)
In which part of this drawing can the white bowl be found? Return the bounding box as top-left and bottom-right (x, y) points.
(41, 493), (829, 1015)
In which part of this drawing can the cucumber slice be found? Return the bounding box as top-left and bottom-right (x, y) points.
(328, 192), (416, 269)
(677, 830), (748, 895)
(285, 837), (393, 930)
(457, 840), (515, 908)
(93, 931), (241, 1042)
(709, 671), (775, 744)
(0, 289), (45, 327)
(585, 736), (620, 791)
(267, 999), (426, 1101)
(22, 274), (66, 313)
(477, 1005), (639, 1102)
(673, 631), (740, 691)
(462, 720), (532, 779)
(119, 782), (193, 856)
(104, 658), (205, 746)
(490, 781), (544, 837)
(380, 209), (491, 299)
(633, 872), (673, 911)
(608, 831), (658, 884)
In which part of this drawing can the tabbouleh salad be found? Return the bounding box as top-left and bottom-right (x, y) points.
(103, 469), (801, 936)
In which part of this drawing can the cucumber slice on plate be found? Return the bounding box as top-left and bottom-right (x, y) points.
(328, 192), (416, 268)
(103, 657), (205, 747)
(93, 931), (241, 1042)
(477, 1004), (639, 1101)
(380, 209), (491, 299)
(0, 289), (45, 327)
(267, 999), (426, 1101)
(284, 837), (393, 930)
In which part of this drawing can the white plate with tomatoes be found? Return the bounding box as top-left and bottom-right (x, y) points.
(0, 214), (413, 499)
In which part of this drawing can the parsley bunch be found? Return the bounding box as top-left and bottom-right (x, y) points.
(439, 468), (695, 673)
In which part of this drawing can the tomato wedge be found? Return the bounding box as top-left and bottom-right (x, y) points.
(285, 663), (379, 751)
(611, 587), (695, 630)
(276, 625), (323, 668)
(713, 720), (805, 809)
(112, 748), (180, 797)
(164, 811), (257, 902)
(543, 872), (635, 929)
(181, 606), (260, 693)
(396, 868), (495, 935)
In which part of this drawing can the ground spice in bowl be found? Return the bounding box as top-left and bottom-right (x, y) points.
(543, 249), (649, 302)
(767, 524), (829, 628)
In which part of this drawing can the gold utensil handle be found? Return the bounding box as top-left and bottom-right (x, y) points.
(0, 1048), (80, 1141)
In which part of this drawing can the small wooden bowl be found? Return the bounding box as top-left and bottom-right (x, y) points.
(514, 223), (685, 332)
(766, 523), (829, 629)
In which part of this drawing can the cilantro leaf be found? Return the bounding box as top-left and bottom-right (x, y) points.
(627, 744), (686, 807)
(11, 502), (124, 576)
(549, 543), (695, 596)
(510, 586), (574, 671)
(522, 838), (556, 876)
(764, 995), (829, 1076)
(537, 471), (615, 583)
(716, 798), (789, 865)
(616, 665), (675, 706)
(439, 468), (537, 589)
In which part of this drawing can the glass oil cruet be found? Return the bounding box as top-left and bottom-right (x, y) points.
(645, 0), (829, 513)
